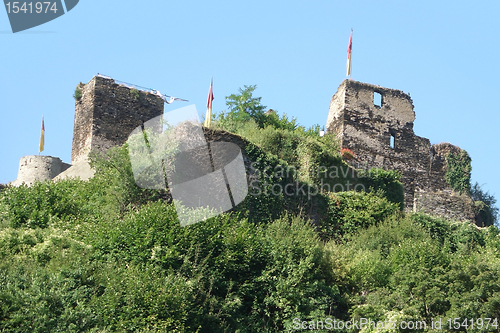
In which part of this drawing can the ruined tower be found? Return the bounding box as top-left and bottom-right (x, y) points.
(71, 75), (164, 164)
(12, 75), (166, 186)
(327, 80), (475, 222)
(11, 155), (71, 187)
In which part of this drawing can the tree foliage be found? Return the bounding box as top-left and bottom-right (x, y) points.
(223, 84), (267, 128)
(472, 182), (499, 227)
(218, 84), (320, 135)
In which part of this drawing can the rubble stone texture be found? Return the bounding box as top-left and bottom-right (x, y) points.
(326, 79), (475, 222)
(71, 76), (164, 164)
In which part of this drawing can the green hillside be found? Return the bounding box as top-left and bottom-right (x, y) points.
(1, 87), (499, 332)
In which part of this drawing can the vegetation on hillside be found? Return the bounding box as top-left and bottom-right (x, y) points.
(0, 86), (499, 332)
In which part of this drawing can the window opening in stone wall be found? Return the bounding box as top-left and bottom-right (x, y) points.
(373, 91), (382, 107)
(390, 133), (395, 149)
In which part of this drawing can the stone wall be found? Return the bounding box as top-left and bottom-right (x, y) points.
(414, 190), (476, 222)
(71, 75), (164, 164)
(11, 155), (71, 187)
(326, 79), (475, 222)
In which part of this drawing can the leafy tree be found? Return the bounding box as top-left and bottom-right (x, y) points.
(218, 85), (322, 137)
(262, 109), (299, 131)
(225, 85), (267, 127)
(471, 182), (499, 227)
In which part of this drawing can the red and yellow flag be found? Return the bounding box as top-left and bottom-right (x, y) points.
(39, 116), (45, 153)
(203, 77), (214, 128)
(346, 29), (353, 77)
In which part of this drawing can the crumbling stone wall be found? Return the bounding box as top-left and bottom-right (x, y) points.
(326, 79), (475, 222)
(429, 142), (466, 192)
(71, 76), (164, 164)
(414, 190), (476, 222)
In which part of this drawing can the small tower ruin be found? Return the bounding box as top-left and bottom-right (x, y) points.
(71, 75), (165, 164)
(11, 155), (70, 187)
(12, 75), (165, 185)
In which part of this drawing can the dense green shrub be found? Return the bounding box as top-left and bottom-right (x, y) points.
(253, 217), (341, 330)
(321, 191), (400, 240)
(81, 202), (340, 332)
(0, 227), (98, 333)
(130, 88), (140, 101)
(2, 180), (88, 228)
(89, 261), (193, 332)
(325, 214), (500, 329)
(359, 168), (405, 210)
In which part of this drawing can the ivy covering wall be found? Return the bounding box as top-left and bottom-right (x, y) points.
(445, 150), (472, 195)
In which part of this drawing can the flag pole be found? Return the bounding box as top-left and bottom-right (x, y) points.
(39, 115), (42, 156)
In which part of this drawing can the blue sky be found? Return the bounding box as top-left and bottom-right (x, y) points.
(1, 1), (499, 201)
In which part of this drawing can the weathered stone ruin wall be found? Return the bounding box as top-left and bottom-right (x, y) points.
(429, 142), (464, 192)
(326, 79), (475, 222)
(71, 76), (164, 164)
(414, 190), (476, 222)
(11, 155), (71, 187)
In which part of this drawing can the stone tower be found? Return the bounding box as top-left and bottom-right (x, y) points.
(326, 80), (475, 222)
(71, 75), (164, 164)
(11, 155), (70, 186)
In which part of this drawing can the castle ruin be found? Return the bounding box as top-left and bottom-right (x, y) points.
(326, 79), (475, 221)
(10, 76), (477, 223)
(11, 75), (164, 185)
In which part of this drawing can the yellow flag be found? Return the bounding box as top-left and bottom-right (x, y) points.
(39, 116), (45, 153)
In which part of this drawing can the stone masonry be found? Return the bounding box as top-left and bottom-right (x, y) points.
(327, 79), (475, 222)
(11, 155), (71, 186)
(71, 75), (164, 164)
